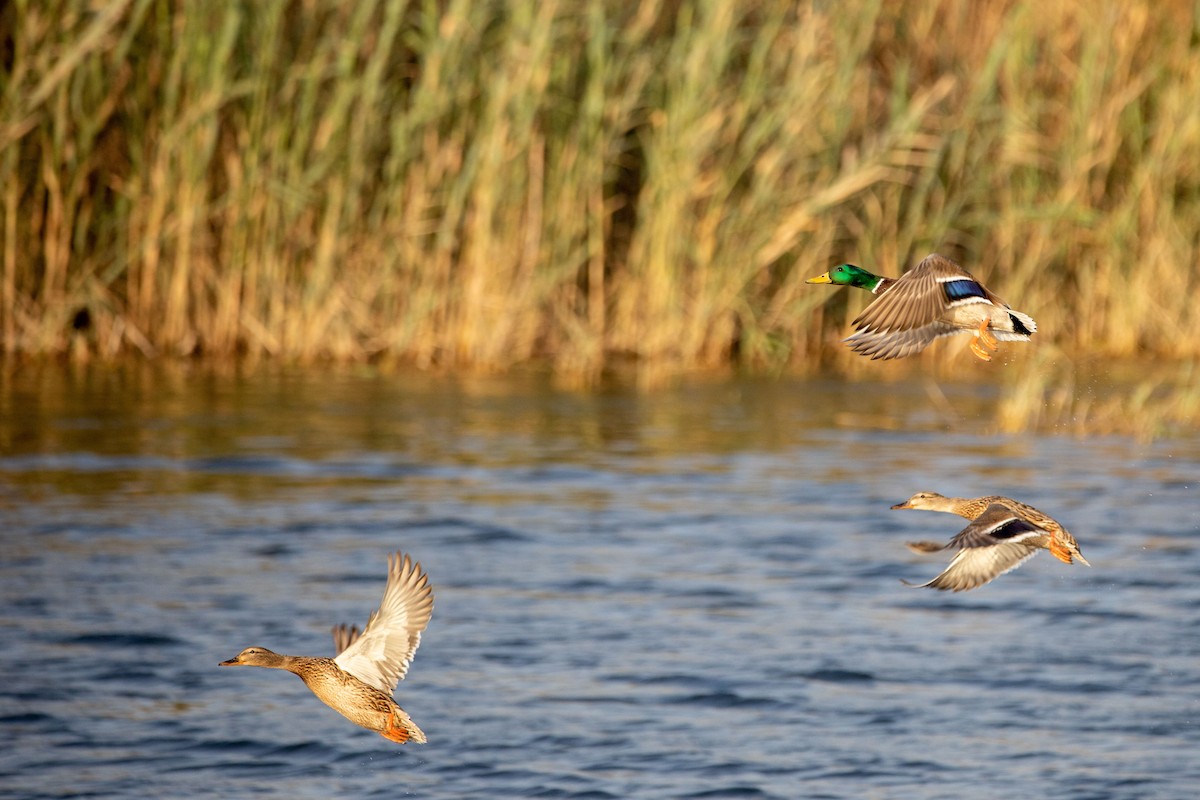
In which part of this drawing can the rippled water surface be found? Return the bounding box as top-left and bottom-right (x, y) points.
(1, 365), (1198, 799)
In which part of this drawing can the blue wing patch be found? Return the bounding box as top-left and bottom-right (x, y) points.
(942, 278), (988, 303)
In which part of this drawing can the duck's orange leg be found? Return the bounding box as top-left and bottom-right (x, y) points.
(379, 709), (427, 744)
(978, 320), (999, 350)
(1047, 540), (1074, 564)
(380, 718), (410, 743)
(970, 319), (998, 361)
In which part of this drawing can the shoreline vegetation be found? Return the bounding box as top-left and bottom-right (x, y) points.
(2, 1), (1199, 435)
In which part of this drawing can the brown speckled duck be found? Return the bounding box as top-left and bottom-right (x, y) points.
(891, 492), (1088, 591)
(805, 254), (1037, 361)
(220, 552), (433, 743)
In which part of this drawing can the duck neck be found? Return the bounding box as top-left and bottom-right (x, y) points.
(869, 275), (895, 294)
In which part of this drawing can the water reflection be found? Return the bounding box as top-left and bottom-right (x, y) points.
(1, 363), (1198, 799)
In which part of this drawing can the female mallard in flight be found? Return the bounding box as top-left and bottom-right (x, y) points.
(891, 492), (1088, 591)
(805, 253), (1036, 361)
(220, 552), (433, 743)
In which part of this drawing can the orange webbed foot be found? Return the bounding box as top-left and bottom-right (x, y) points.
(379, 709), (426, 744)
(970, 319), (998, 361)
(969, 337), (994, 361)
(380, 719), (410, 743)
(1048, 541), (1074, 564)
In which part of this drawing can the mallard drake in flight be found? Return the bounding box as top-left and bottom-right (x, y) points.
(891, 492), (1088, 591)
(805, 253), (1036, 361)
(220, 552), (433, 743)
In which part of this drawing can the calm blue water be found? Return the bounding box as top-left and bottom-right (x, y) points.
(1, 366), (1198, 799)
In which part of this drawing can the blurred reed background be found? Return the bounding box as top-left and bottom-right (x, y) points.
(2, 0), (1199, 432)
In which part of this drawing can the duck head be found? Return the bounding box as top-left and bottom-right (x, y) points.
(890, 491), (953, 511)
(220, 646), (288, 668)
(805, 264), (886, 291)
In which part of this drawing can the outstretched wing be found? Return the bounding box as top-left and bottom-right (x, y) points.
(332, 623), (361, 655)
(904, 543), (1038, 591)
(904, 504), (1044, 591)
(333, 552), (433, 694)
(851, 256), (948, 334)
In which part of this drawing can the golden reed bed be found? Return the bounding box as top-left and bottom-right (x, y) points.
(3, 0), (1199, 435)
